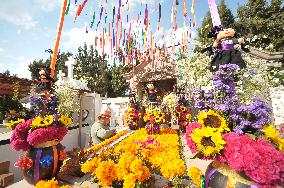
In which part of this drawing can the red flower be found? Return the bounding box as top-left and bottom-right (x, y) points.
(14, 156), (33, 170)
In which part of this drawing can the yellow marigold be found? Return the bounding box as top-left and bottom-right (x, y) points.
(188, 166), (202, 187)
(198, 109), (229, 132)
(31, 116), (46, 128)
(190, 126), (226, 157)
(60, 186), (72, 188)
(130, 159), (151, 182)
(35, 178), (59, 188)
(160, 159), (186, 179)
(81, 157), (101, 174)
(95, 160), (117, 187)
(59, 115), (73, 126)
(123, 173), (137, 188)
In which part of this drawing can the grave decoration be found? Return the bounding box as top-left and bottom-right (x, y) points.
(186, 64), (284, 188)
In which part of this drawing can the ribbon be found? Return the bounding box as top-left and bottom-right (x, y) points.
(158, 3), (161, 22)
(50, 0), (68, 78)
(205, 167), (217, 188)
(65, 0), (70, 15)
(34, 149), (42, 183)
(208, 0), (222, 26)
(90, 11), (96, 28)
(75, 0), (88, 20)
(201, 175), (205, 188)
(52, 145), (58, 177)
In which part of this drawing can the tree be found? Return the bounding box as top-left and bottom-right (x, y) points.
(195, 0), (235, 51)
(28, 51), (71, 80)
(237, 0), (284, 51)
(109, 63), (131, 97)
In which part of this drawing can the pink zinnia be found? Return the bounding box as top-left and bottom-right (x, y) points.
(27, 126), (68, 147)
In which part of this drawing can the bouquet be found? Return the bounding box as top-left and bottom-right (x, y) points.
(143, 108), (165, 134)
(186, 64), (284, 187)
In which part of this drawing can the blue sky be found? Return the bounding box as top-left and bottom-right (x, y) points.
(0, 0), (247, 79)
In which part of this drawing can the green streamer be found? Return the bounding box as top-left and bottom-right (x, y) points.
(65, 0), (71, 15)
(90, 11), (96, 28)
(201, 175), (205, 188)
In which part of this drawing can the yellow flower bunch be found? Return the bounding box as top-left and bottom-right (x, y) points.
(30, 115), (73, 128)
(198, 109), (229, 132)
(81, 157), (101, 174)
(114, 128), (186, 179)
(35, 178), (72, 188)
(95, 160), (117, 187)
(143, 109), (165, 123)
(87, 130), (128, 153)
(4, 118), (25, 130)
(188, 166), (202, 187)
(262, 125), (284, 151)
(59, 115), (72, 126)
(162, 93), (177, 109)
(190, 126), (226, 157)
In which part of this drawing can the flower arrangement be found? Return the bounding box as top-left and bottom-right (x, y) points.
(10, 114), (72, 151)
(125, 107), (140, 130)
(175, 95), (192, 133)
(143, 108), (165, 134)
(186, 64), (283, 187)
(81, 128), (187, 188)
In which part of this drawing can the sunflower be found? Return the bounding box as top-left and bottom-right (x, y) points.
(4, 118), (25, 130)
(31, 116), (46, 128)
(59, 115), (73, 126)
(190, 127), (226, 157)
(197, 109), (229, 132)
(180, 106), (186, 112)
(262, 125), (279, 140)
(44, 115), (54, 126)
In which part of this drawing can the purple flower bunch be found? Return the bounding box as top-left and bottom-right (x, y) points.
(194, 88), (215, 111)
(194, 64), (272, 134)
(29, 95), (58, 116)
(232, 98), (272, 134)
(212, 64), (239, 96)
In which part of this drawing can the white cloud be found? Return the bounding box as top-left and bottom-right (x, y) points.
(0, 0), (61, 29)
(0, 48), (4, 53)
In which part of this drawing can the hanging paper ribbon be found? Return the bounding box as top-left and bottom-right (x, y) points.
(154, 0), (157, 10)
(183, 0), (187, 17)
(208, 0), (221, 26)
(158, 3), (161, 22)
(113, 6), (115, 23)
(75, 0), (88, 21)
(90, 11), (96, 28)
(50, 0), (68, 78)
(176, 0), (179, 5)
(65, 0), (70, 15)
(145, 4), (148, 31)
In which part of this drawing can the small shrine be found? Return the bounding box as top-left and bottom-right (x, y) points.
(124, 51), (179, 101)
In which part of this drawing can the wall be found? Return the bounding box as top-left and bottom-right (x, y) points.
(270, 87), (284, 128)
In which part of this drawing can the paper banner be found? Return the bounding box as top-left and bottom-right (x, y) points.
(65, 0), (70, 15)
(50, 0), (68, 78)
(208, 0), (221, 26)
(158, 3), (161, 22)
(90, 11), (95, 28)
(75, 0), (88, 21)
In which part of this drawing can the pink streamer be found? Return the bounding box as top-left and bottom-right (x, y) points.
(208, 0), (221, 26)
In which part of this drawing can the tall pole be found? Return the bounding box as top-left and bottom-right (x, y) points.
(50, 0), (68, 78)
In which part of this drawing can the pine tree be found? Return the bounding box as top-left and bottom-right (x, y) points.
(237, 0), (284, 51)
(195, 0), (235, 51)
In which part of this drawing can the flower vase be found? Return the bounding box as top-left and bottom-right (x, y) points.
(22, 142), (65, 185)
(205, 160), (257, 188)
